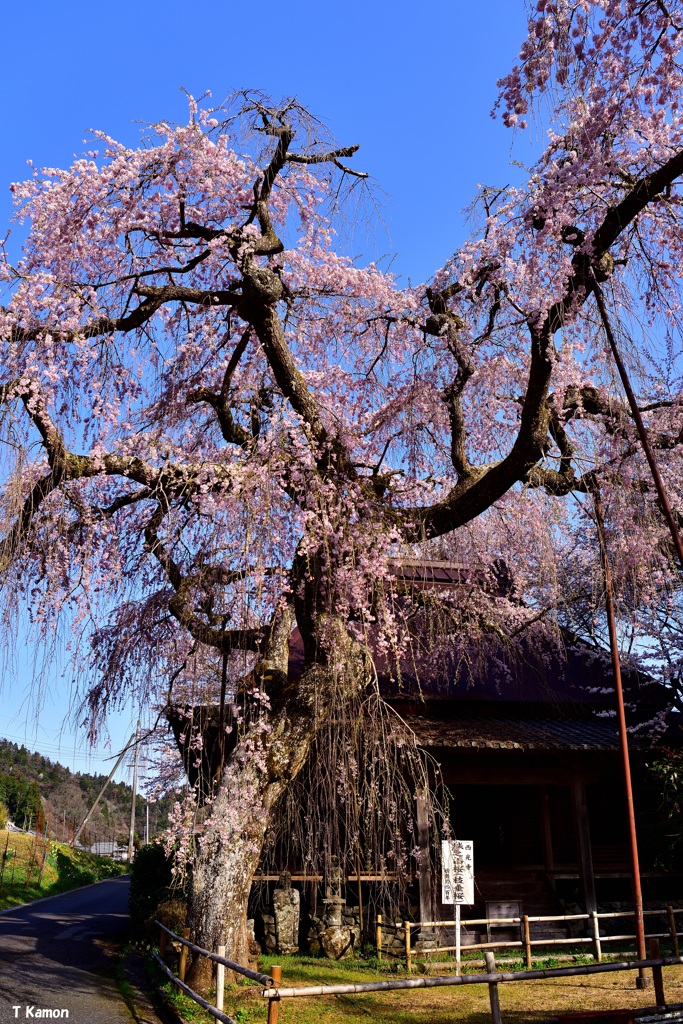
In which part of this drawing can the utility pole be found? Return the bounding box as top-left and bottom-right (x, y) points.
(127, 723), (140, 865)
(72, 733), (136, 848)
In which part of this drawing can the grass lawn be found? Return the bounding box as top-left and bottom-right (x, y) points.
(0, 829), (126, 909)
(158, 952), (683, 1024)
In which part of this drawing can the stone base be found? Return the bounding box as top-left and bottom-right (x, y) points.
(321, 925), (354, 960)
(415, 931), (440, 953)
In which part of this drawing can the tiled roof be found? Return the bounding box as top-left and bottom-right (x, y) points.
(403, 714), (658, 751)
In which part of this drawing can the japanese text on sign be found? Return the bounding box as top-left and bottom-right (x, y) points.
(441, 839), (474, 905)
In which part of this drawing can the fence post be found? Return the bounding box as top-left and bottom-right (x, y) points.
(523, 915), (532, 970)
(159, 923), (168, 959)
(267, 965), (281, 1024)
(376, 914), (383, 961)
(649, 938), (666, 1010)
(405, 921), (412, 973)
(216, 944), (225, 1013)
(668, 906), (679, 956)
(179, 928), (190, 983)
(591, 911), (602, 964)
(485, 951), (503, 1024)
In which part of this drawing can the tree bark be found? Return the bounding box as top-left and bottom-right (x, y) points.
(184, 606), (371, 994)
(185, 761), (273, 992)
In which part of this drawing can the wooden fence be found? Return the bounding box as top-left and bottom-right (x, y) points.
(154, 922), (683, 1024)
(376, 905), (683, 970)
(154, 920), (281, 1024)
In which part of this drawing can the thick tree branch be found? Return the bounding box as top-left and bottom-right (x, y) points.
(593, 148), (683, 256)
(287, 145), (368, 179)
(0, 471), (61, 572)
(4, 293), (166, 345)
(400, 149), (683, 540)
(143, 501), (263, 653)
(134, 284), (241, 307)
(425, 292), (472, 480)
(186, 328), (253, 447)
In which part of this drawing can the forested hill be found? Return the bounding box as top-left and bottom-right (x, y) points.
(0, 738), (173, 847)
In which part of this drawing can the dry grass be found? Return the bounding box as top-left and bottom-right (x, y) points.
(160, 955), (683, 1024)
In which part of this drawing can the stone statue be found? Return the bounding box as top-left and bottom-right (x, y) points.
(272, 870), (300, 955)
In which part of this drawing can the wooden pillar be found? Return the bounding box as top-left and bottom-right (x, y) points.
(416, 790), (435, 927)
(179, 928), (190, 982)
(571, 778), (596, 915)
(310, 872), (318, 919)
(267, 965), (281, 1024)
(668, 905), (679, 956)
(485, 951), (503, 1024)
(649, 938), (666, 1010)
(540, 787), (555, 888)
(216, 945), (225, 1012)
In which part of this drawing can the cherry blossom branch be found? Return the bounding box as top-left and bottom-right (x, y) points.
(287, 145), (368, 179)
(402, 147), (683, 539)
(425, 288), (472, 480)
(4, 292), (166, 344)
(0, 378), (237, 515)
(143, 501), (263, 653)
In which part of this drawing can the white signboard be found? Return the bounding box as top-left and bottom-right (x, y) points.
(441, 839), (474, 905)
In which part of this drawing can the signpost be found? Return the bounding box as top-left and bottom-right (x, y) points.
(442, 840), (474, 974)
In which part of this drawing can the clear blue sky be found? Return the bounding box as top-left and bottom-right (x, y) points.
(0, 0), (530, 776)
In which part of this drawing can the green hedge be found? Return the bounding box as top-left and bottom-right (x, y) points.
(129, 842), (182, 940)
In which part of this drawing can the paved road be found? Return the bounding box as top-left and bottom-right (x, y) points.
(0, 876), (134, 1024)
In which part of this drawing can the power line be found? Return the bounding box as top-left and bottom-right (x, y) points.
(0, 732), (131, 764)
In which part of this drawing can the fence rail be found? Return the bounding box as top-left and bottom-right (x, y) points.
(155, 921), (282, 1024)
(384, 904), (683, 968)
(156, 921), (273, 986)
(152, 953), (238, 1024)
(261, 952), (683, 999)
(153, 925), (683, 1024)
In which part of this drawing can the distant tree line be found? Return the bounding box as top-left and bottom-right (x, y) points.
(0, 739), (175, 845)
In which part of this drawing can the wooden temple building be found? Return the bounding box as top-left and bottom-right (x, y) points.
(171, 558), (683, 948)
(283, 558), (683, 940)
(381, 560), (683, 940)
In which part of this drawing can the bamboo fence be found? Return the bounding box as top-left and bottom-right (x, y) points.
(154, 922), (683, 1024)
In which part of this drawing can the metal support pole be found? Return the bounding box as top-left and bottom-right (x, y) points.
(591, 911), (602, 964)
(128, 723), (140, 864)
(593, 492), (648, 988)
(72, 733), (135, 848)
(590, 270), (683, 573)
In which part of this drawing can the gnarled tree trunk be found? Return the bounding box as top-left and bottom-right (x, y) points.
(184, 606), (370, 994)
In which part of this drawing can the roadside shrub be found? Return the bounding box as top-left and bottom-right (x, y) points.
(129, 842), (182, 942)
(51, 850), (97, 889)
